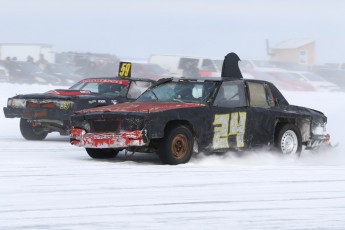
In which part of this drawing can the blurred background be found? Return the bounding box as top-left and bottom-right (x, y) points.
(0, 0), (344, 91)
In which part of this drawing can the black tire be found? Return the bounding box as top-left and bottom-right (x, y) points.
(86, 148), (119, 159)
(20, 118), (48, 140)
(158, 125), (194, 165)
(276, 124), (302, 156)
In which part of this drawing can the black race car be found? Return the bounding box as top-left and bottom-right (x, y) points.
(3, 77), (154, 140)
(70, 53), (330, 165)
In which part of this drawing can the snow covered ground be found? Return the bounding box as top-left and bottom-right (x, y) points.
(1, 82), (345, 230)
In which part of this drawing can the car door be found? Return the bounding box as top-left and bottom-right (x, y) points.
(210, 80), (248, 151)
(245, 81), (277, 148)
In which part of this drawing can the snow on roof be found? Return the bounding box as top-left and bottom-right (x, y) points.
(273, 39), (315, 49)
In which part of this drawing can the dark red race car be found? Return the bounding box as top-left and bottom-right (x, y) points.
(4, 77), (154, 140)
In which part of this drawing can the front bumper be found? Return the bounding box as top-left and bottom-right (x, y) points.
(70, 128), (148, 148)
(3, 107), (20, 118)
(3, 107), (72, 120)
(306, 133), (331, 149)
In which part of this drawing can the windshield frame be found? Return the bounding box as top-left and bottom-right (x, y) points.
(136, 79), (218, 104)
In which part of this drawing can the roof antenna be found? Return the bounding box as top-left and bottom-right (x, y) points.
(221, 52), (243, 79)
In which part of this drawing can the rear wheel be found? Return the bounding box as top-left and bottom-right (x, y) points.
(158, 125), (194, 165)
(20, 118), (48, 140)
(86, 148), (119, 159)
(276, 124), (302, 156)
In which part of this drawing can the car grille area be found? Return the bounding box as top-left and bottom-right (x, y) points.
(90, 119), (121, 133)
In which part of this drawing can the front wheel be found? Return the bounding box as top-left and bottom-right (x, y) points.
(20, 118), (48, 140)
(276, 124), (302, 156)
(158, 125), (194, 165)
(86, 148), (119, 159)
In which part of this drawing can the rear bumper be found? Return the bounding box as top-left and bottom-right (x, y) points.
(70, 128), (148, 148)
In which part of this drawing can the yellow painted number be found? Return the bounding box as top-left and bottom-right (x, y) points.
(213, 114), (230, 149)
(229, 112), (246, 147)
(60, 102), (71, 110)
(119, 63), (131, 77)
(213, 112), (247, 149)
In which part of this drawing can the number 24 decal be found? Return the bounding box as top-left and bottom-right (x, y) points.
(213, 112), (247, 149)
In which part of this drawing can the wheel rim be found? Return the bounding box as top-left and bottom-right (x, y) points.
(171, 134), (188, 159)
(280, 130), (298, 155)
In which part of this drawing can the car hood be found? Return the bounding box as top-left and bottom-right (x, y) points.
(77, 101), (205, 114)
(11, 89), (94, 100)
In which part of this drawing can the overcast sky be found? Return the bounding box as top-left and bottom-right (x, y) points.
(0, 0), (344, 63)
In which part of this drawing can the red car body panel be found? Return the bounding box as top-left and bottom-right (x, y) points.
(78, 101), (205, 114)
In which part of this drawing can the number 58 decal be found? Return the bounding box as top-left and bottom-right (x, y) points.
(213, 112), (247, 149)
(118, 62), (132, 78)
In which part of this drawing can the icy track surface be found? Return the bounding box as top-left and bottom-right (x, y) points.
(1, 83), (345, 230)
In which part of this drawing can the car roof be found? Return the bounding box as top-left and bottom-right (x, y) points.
(167, 76), (273, 85)
(81, 77), (156, 82)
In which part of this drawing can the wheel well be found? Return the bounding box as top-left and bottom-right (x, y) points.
(149, 120), (196, 152)
(275, 117), (310, 143)
(164, 120), (195, 136)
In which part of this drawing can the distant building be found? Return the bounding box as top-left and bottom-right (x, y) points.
(268, 39), (315, 66)
(0, 43), (55, 63)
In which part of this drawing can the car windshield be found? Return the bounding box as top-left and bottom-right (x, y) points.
(69, 80), (129, 96)
(137, 80), (217, 103)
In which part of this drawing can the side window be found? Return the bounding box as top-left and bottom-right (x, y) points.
(127, 81), (153, 99)
(214, 81), (246, 108)
(248, 82), (275, 108)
